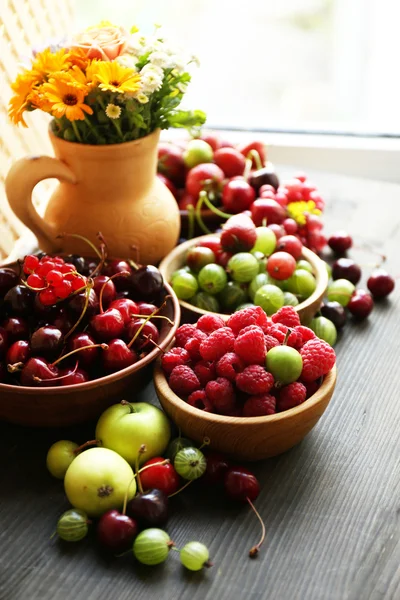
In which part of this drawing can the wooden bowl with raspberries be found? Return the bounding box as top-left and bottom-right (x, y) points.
(154, 306), (337, 461)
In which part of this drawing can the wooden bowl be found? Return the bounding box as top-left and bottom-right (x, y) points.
(159, 235), (328, 325)
(154, 363), (337, 461)
(0, 272), (180, 428)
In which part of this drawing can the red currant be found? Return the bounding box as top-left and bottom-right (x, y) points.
(23, 254), (39, 274)
(38, 287), (58, 306)
(46, 269), (63, 286)
(27, 273), (45, 288)
(53, 280), (73, 299)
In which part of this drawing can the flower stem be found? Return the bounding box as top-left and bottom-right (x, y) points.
(71, 121), (82, 143)
(84, 115), (103, 143)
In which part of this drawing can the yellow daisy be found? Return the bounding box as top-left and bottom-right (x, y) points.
(8, 70), (41, 126)
(42, 80), (93, 121)
(287, 201), (321, 226)
(50, 66), (93, 91)
(32, 48), (71, 77)
(68, 47), (91, 70)
(91, 60), (141, 94)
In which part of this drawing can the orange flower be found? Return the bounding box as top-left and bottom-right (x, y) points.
(68, 47), (91, 70)
(32, 47), (71, 76)
(90, 60), (141, 94)
(50, 65), (93, 91)
(42, 80), (93, 121)
(8, 70), (41, 126)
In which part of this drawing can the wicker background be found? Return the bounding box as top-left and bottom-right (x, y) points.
(0, 0), (75, 261)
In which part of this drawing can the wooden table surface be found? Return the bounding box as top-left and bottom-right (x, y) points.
(1, 170), (399, 600)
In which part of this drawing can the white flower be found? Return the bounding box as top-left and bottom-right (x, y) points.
(126, 32), (147, 54)
(190, 54), (201, 67)
(105, 103), (121, 119)
(140, 70), (163, 94)
(149, 51), (170, 68)
(116, 55), (138, 70)
(136, 93), (149, 104)
(177, 82), (188, 94)
(140, 63), (164, 78)
(170, 56), (186, 74)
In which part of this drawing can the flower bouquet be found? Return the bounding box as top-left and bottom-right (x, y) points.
(8, 22), (206, 144)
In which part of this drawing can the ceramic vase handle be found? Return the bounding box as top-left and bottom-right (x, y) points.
(5, 156), (76, 248)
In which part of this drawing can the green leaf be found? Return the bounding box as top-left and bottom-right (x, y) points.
(167, 109), (207, 129)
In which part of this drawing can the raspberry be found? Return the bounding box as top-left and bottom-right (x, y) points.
(294, 326), (316, 347)
(199, 327), (235, 361)
(265, 334), (280, 351)
(169, 365), (200, 396)
(227, 306), (269, 335)
(268, 323), (300, 347)
(175, 324), (197, 348)
(243, 394), (276, 417)
(187, 389), (213, 412)
(205, 377), (237, 415)
(161, 347), (191, 375)
(194, 360), (216, 387)
(216, 352), (245, 381)
(236, 365), (274, 395)
(271, 306), (300, 328)
(300, 339), (336, 382)
(197, 314), (225, 334)
(304, 379), (321, 398)
(184, 329), (207, 361)
(234, 325), (266, 365)
(277, 382), (307, 412)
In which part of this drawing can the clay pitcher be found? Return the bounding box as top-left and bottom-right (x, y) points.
(5, 128), (180, 264)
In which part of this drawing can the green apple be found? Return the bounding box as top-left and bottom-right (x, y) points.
(46, 439), (78, 479)
(64, 447), (136, 518)
(95, 402), (171, 466)
(183, 139), (213, 168)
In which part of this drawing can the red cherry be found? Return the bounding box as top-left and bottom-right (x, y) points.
(332, 258), (362, 285)
(185, 163), (225, 199)
(91, 308), (125, 342)
(157, 142), (186, 186)
(221, 179), (255, 213)
(126, 319), (159, 351)
(2, 317), (29, 342)
(93, 275), (117, 308)
(199, 133), (221, 151)
(196, 235), (222, 255)
(139, 457), (180, 496)
(276, 235), (303, 259)
(6, 340), (30, 365)
(224, 466), (260, 502)
(214, 147), (246, 178)
(68, 332), (99, 368)
(102, 339), (138, 372)
(20, 357), (59, 387)
(348, 289), (374, 319)
(59, 366), (89, 385)
(328, 231), (353, 254)
(178, 192), (197, 210)
(104, 259), (132, 279)
(137, 302), (158, 317)
(109, 298), (139, 325)
(251, 198), (286, 226)
(30, 326), (63, 360)
(282, 178), (303, 201)
(367, 270), (395, 299)
(97, 510), (138, 554)
(282, 218), (298, 234)
(220, 216), (257, 253)
(157, 173), (178, 199)
(203, 452), (230, 485)
(267, 251), (297, 280)
(238, 141), (267, 167)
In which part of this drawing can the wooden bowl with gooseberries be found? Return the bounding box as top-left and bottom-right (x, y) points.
(154, 362), (337, 462)
(159, 234), (328, 325)
(0, 257), (180, 428)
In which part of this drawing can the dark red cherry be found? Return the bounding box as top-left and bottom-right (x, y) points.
(68, 332), (99, 368)
(126, 319), (159, 351)
(0, 268), (19, 296)
(51, 308), (73, 334)
(20, 357), (59, 387)
(59, 366), (90, 386)
(30, 326), (63, 359)
(127, 489), (168, 527)
(367, 269), (395, 299)
(139, 457), (180, 496)
(93, 275), (117, 308)
(328, 231), (353, 254)
(68, 288), (99, 317)
(4, 285), (34, 316)
(91, 308), (125, 341)
(224, 466), (260, 502)
(33, 294), (58, 318)
(2, 317), (29, 342)
(203, 452), (230, 485)
(0, 327), (8, 359)
(109, 298), (139, 325)
(249, 166), (279, 193)
(332, 258), (361, 285)
(137, 302), (158, 317)
(105, 259), (132, 277)
(6, 340), (30, 365)
(102, 339), (138, 372)
(64, 254), (86, 274)
(97, 510), (137, 554)
(129, 266), (164, 300)
(320, 301), (347, 329)
(347, 289), (374, 319)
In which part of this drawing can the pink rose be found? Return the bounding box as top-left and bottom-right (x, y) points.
(72, 24), (127, 61)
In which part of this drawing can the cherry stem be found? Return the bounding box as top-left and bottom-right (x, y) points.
(135, 445), (147, 495)
(138, 459), (170, 474)
(89, 242), (107, 278)
(143, 335), (166, 354)
(122, 475), (137, 516)
(64, 280), (94, 341)
(243, 157), (253, 180)
(127, 297), (170, 349)
(168, 479), (193, 498)
(199, 190), (232, 220)
(7, 362), (24, 373)
(33, 361), (80, 383)
(51, 342), (108, 367)
(57, 233), (102, 260)
(73, 439), (99, 455)
(121, 459), (170, 515)
(247, 497), (266, 558)
(187, 204), (195, 240)
(195, 193), (212, 235)
(246, 149), (263, 171)
(21, 281), (48, 292)
(130, 313), (173, 325)
(98, 271), (131, 313)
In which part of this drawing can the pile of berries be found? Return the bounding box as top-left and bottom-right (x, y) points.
(171, 213), (318, 315)
(162, 306), (336, 417)
(0, 243), (170, 387)
(157, 133), (327, 253)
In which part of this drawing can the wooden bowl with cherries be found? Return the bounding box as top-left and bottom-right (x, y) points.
(0, 251), (180, 427)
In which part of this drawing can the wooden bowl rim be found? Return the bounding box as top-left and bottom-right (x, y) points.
(154, 362), (337, 426)
(0, 281), (180, 394)
(158, 234), (328, 321)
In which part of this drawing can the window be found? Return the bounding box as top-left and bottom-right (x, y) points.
(76, 0), (400, 137)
